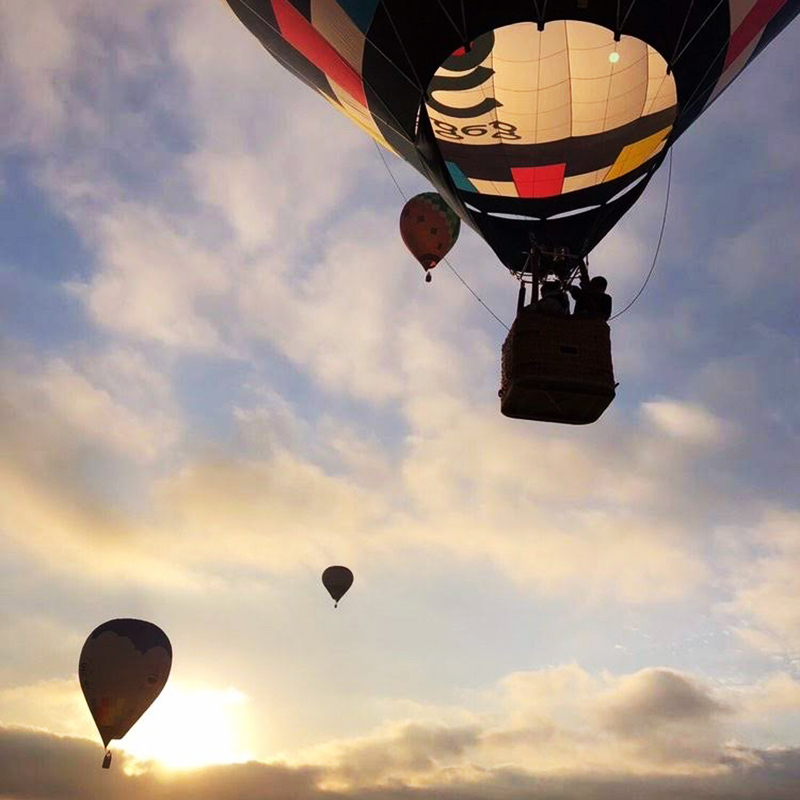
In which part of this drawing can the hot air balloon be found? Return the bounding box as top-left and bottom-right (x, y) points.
(400, 192), (461, 282)
(322, 565), (354, 607)
(223, 1), (800, 422)
(78, 619), (172, 769)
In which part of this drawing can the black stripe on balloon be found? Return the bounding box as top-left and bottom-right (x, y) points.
(434, 106), (676, 181)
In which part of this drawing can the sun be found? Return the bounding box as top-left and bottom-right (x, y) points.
(118, 684), (254, 770)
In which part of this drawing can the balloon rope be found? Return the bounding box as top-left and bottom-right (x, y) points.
(620, 0), (641, 31)
(670, 1), (751, 130)
(668, 0), (697, 69)
(670, 0), (726, 68)
(381, 4), (426, 92)
(374, 142), (510, 332)
(609, 148), (673, 321)
(435, 0), (468, 43)
(442, 254), (510, 332)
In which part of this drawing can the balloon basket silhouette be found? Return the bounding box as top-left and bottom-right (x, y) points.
(499, 313), (616, 424)
(425, 272), (432, 283)
(102, 750), (112, 769)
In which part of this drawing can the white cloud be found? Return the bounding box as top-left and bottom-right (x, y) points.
(66, 205), (235, 352)
(0, 679), (92, 740)
(293, 664), (792, 785)
(0, 0), (78, 147)
(1, 346), (180, 463)
(596, 668), (731, 768)
(723, 511), (800, 659)
(642, 399), (728, 444)
(153, 446), (389, 569)
(2, 722), (800, 798)
(709, 208), (800, 301)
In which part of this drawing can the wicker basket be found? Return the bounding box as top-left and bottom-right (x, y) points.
(499, 309), (616, 424)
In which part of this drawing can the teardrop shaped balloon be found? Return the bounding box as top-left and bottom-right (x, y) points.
(322, 565), (354, 608)
(78, 619), (172, 767)
(400, 193), (461, 281)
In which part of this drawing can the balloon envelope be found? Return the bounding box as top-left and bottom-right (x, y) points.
(400, 192), (461, 273)
(225, 0), (800, 271)
(79, 619), (172, 747)
(322, 565), (354, 605)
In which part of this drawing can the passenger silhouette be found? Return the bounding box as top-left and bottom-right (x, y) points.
(569, 262), (612, 320)
(537, 279), (569, 316)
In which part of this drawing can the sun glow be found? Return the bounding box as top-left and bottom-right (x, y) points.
(118, 684), (253, 770)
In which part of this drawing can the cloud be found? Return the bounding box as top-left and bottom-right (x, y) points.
(1, 310), (793, 622)
(726, 672), (800, 749)
(2, 719), (800, 800)
(708, 208), (800, 302)
(0, 0), (79, 148)
(65, 205), (235, 353)
(642, 399), (729, 444)
(0, 343), (189, 582)
(0, 613), (83, 685)
(6, 660), (783, 789)
(722, 511), (800, 660)
(0, 723), (321, 800)
(153, 445), (389, 569)
(0, 680), (91, 740)
(597, 669), (731, 768)
(286, 663), (791, 785)
(0, 345), (180, 463)
(0, 0), (171, 152)
(312, 722), (482, 788)
(0, 338), (395, 584)
(0, 332), (736, 603)
(599, 669), (727, 734)
(394, 397), (716, 603)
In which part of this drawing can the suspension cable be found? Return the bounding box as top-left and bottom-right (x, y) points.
(609, 148), (673, 321)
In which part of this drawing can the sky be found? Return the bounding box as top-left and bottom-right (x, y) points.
(0, 1), (799, 798)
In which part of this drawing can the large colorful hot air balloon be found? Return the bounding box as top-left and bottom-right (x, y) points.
(223, 0), (799, 270)
(222, 2), (799, 423)
(400, 192), (461, 281)
(322, 565), (354, 607)
(79, 619), (172, 769)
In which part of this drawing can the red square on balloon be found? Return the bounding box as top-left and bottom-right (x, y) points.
(512, 164), (566, 198)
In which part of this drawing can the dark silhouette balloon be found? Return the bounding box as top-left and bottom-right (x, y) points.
(400, 192), (461, 281)
(78, 619), (172, 769)
(322, 566), (354, 607)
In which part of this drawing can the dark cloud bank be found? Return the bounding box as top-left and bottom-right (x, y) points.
(1, 724), (798, 800)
